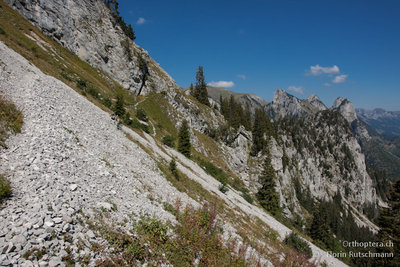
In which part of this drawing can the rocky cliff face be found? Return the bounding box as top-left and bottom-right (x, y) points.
(206, 86), (268, 114)
(331, 97), (357, 123)
(213, 88), (379, 227)
(306, 94), (327, 111)
(265, 89), (326, 120)
(4, 0), (176, 95)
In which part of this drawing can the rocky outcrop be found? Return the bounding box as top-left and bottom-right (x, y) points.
(4, 0), (177, 95)
(266, 89), (307, 119)
(306, 94), (327, 111)
(206, 86), (268, 114)
(331, 97), (357, 123)
(265, 89), (326, 120)
(269, 110), (378, 220)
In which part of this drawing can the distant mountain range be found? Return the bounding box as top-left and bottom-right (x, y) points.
(356, 108), (400, 140)
(206, 86), (268, 114)
(208, 86), (400, 180)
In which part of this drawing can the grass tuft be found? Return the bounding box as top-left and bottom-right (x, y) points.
(0, 95), (23, 148)
(0, 174), (11, 202)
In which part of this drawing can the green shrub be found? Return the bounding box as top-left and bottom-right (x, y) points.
(0, 26), (5, 35)
(0, 96), (23, 148)
(218, 183), (228, 193)
(102, 97), (112, 108)
(0, 175), (11, 202)
(198, 158), (228, 185)
(86, 86), (99, 99)
(135, 217), (169, 244)
(162, 135), (175, 148)
(284, 232), (312, 259)
(242, 191), (254, 204)
(136, 108), (148, 122)
(127, 241), (145, 261)
(76, 78), (87, 90)
(131, 119), (149, 133)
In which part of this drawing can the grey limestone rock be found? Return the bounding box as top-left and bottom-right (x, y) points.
(331, 97), (357, 123)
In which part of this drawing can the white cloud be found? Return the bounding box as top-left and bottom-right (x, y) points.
(309, 64), (340, 76)
(136, 17), (146, 25)
(287, 86), (304, 94)
(237, 74), (246, 80)
(208, 81), (235, 88)
(323, 83), (331, 87)
(332, 74), (348, 84)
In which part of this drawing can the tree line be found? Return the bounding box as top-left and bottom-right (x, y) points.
(103, 0), (135, 41)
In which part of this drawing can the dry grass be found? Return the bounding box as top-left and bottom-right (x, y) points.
(0, 95), (23, 148)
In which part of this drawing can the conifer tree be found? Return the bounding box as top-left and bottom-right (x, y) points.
(244, 102), (252, 130)
(114, 93), (125, 117)
(190, 83), (196, 98)
(126, 24), (136, 41)
(309, 204), (332, 247)
(178, 120), (191, 158)
(256, 156), (280, 216)
(194, 66), (210, 106)
(251, 108), (267, 156)
(169, 159), (179, 179)
(376, 178), (400, 266)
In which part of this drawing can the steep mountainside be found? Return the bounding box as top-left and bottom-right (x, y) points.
(0, 40), (346, 267)
(0, 0), (388, 266)
(352, 119), (400, 181)
(0, 1), (350, 266)
(4, 0), (176, 95)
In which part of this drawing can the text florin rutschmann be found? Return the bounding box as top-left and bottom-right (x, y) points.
(325, 240), (394, 259)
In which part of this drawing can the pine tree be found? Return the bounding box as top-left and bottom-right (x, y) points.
(251, 108), (267, 156)
(194, 66), (210, 106)
(103, 0), (135, 41)
(256, 156), (280, 216)
(376, 178), (400, 266)
(244, 102), (252, 130)
(126, 24), (136, 41)
(114, 93), (125, 117)
(309, 203), (332, 248)
(190, 83), (196, 98)
(169, 159), (179, 179)
(178, 120), (191, 158)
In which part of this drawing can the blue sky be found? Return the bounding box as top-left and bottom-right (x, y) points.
(118, 0), (400, 110)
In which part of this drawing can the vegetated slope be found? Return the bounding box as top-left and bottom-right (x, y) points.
(0, 41), (348, 266)
(3, 0), (379, 226)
